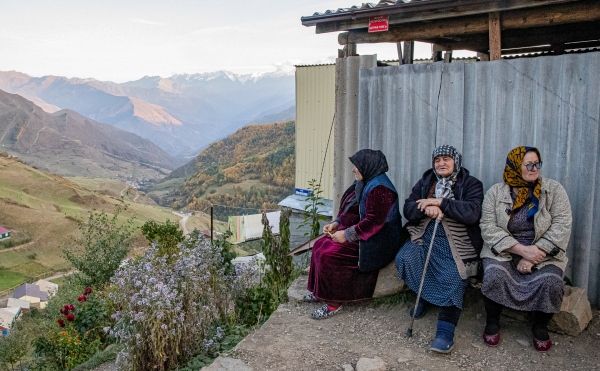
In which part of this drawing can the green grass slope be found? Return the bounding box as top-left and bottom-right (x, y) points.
(0, 156), (219, 291)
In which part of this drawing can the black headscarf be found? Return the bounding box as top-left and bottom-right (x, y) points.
(346, 149), (389, 210)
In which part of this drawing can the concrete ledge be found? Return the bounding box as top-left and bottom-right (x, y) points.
(287, 261), (406, 304)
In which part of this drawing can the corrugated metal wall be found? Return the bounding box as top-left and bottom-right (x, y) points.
(333, 55), (378, 213)
(295, 65), (336, 200)
(355, 52), (600, 304)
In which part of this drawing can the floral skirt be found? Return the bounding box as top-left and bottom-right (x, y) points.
(395, 220), (468, 308)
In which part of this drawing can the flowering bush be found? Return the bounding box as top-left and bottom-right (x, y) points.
(105, 237), (253, 371)
(34, 287), (109, 370)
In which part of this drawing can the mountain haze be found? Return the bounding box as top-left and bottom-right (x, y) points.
(0, 89), (179, 179)
(0, 69), (295, 156)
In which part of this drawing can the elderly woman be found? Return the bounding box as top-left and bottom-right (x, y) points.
(395, 145), (483, 353)
(480, 147), (572, 352)
(306, 149), (402, 319)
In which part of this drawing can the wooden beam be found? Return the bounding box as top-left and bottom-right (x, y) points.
(489, 12), (502, 60)
(402, 41), (414, 64)
(551, 43), (566, 55)
(309, 0), (577, 33)
(338, 0), (600, 45)
(420, 20), (600, 53)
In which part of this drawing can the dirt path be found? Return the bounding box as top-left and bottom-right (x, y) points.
(172, 211), (189, 235)
(232, 285), (600, 371)
(0, 240), (35, 253)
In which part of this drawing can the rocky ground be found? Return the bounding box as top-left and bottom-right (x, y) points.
(229, 282), (600, 371)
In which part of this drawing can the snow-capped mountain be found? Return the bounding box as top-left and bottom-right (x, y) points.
(0, 69), (295, 157)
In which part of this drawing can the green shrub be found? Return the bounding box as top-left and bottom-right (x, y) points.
(62, 201), (135, 288)
(141, 219), (184, 261)
(0, 328), (28, 370)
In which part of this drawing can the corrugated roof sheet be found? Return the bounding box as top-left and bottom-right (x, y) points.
(309, 0), (413, 17)
(0, 226), (9, 234)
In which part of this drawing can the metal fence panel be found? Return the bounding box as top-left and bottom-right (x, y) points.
(357, 52), (600, 304)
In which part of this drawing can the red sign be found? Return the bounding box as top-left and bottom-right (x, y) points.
(368, 15), (389, 33)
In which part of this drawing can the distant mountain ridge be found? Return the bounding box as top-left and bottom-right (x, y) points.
(0, 69), (295, 156)
(0, 89), (179, 179)
(164, 120), (296, 219)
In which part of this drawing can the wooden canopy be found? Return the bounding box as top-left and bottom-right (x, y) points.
(302, 0), (600, 62)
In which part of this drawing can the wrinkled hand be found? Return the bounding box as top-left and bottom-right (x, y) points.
(323, 222), (339, 236)
(517, 259), (535, 274)
(519, 245), (546, 264)
(424, 206), (444, 220)
(417, 198), (442, 211)
(331, 231), (347, 243)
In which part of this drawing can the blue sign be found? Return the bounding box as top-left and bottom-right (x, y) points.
(295, 188), (313, 197)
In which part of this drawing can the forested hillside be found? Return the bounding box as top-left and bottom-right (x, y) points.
(170, 121), (295, 220)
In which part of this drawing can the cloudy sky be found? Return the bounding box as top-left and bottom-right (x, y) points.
(0, 0), (475, 82)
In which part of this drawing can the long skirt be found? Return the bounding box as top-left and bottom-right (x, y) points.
(395, 220), (468, 308)
(307, 236), (379, 305)
(481, 257), (564, 313)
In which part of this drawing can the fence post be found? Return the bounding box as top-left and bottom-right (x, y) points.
(210, 205), (214, 244)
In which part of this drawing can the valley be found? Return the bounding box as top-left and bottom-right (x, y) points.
(0, 156), (226, 292)
(144, 120), (296, 221)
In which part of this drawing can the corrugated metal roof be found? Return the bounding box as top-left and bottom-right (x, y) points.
(295, 63), (336, 68)
(309, 0), (408, 16)
(0, 226), (9, 234)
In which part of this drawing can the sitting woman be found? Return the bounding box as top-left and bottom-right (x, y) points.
(306, 149), (402, 320)
(480, 147), (572, 352)
(396, 145), (484, 353)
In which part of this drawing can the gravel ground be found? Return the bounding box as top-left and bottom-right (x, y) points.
(233, 287), (600, 371)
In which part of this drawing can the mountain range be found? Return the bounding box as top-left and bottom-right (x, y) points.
(0, 89), (179, 179)
(0, 69), (295, 157)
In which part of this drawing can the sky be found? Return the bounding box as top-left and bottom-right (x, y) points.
(0, 0), (475, 83)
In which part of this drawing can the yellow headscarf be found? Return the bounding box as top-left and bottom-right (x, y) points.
(503, 146), (541, 220)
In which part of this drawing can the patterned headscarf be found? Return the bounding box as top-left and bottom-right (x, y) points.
(432, 145), (462, 199)
(503, 146), (542, 220)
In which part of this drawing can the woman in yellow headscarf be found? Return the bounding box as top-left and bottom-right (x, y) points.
(479, 146), (572, 352)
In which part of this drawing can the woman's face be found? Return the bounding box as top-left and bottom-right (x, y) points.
(434, 156), (455, 178)
(521, 151), (540, 182)
(351, 164), (363, 181)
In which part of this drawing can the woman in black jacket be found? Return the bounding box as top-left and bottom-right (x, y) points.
(395, 145), (483, 353)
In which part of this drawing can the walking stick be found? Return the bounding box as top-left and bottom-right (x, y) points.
(406, 216), (442, 338)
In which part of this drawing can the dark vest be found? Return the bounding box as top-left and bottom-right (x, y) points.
(358, 174), (403, 272)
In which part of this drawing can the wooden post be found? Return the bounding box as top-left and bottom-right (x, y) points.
(402, 41), (414, 64)
(397, 42), (404, 64)
(344, 43), (357, 57)
(489, 12), (502, 61)
(210, 205), (214, 244)
(443, 51), (453, 63)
